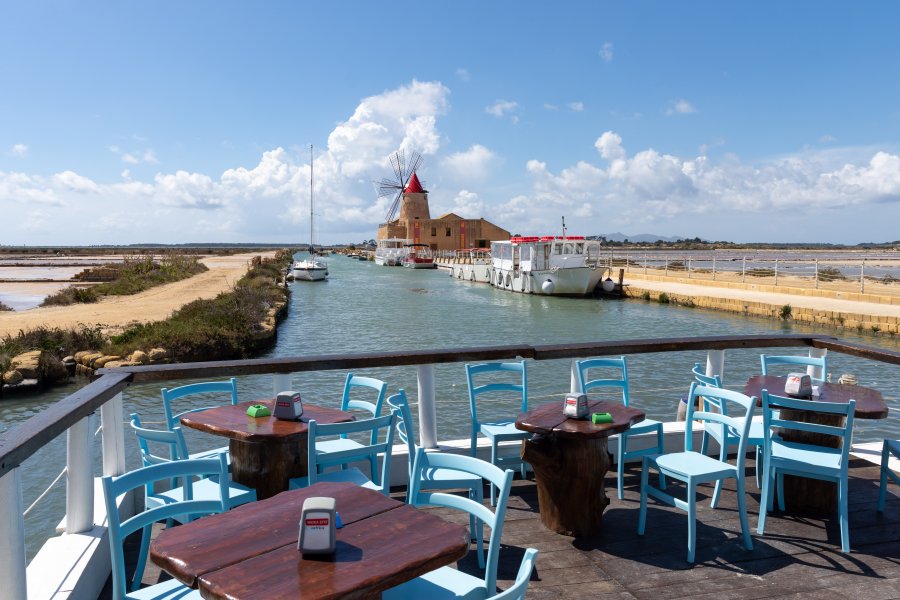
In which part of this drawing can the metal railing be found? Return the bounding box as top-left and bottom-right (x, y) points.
(1, 334), (898, 599)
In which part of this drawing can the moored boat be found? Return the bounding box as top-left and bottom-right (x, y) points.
(489, 236), (604, 296)
(293, 145), (328, 282)
(402, 244), (437, 269)
(375, 238), (411, 266)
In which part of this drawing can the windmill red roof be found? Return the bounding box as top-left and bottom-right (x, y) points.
(404, 172), (424, 193)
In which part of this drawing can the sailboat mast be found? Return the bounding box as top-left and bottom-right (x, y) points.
(310, 144), (314, 251)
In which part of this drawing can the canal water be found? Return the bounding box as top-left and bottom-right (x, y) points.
(3, 252), (899, 558)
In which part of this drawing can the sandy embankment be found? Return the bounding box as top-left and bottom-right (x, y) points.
(0, 252), (275, 338)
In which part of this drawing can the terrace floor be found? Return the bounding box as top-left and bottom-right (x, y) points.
(114, 457), (900, 599)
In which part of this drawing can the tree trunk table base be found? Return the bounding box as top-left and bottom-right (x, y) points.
(229, 438), (307, 500)
(522, 434), (612, 536)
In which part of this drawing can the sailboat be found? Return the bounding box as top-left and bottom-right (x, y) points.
(291, 145), (328, 282)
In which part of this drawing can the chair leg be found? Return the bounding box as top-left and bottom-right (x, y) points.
(489, 440), (498, 506)
(687, 480), (697, 563)
(617, 436), (626, 500)
(656, 425), (666, 491)
(878, 440), (889, 512)
(755, 446), (762, 489)
(637, 458), (649, 535)
(758, 462), (773, 535)
(471, 484), (485, 569)
(838, 477), (850, 553)
(736, 476), (753, 551)
(711, 438), (727, 509)
(369, 456), (380, 486)
(776, 471), (786, 512)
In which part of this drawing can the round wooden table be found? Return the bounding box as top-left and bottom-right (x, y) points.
(515, 399), (645, 536)
(744, 375), (889, 513)
(180, 400), (354, 500)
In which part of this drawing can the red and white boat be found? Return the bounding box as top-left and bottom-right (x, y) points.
(402, 244), (437, 269)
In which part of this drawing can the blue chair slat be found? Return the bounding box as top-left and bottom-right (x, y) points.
(490, 548), (539, 600)
(466, 360), (530, 505)
(638, 383), (756, 563)
(314, 373), (388, 485)
(289, 411), (395, 495)
(128, 414), (256, 591)
(692, 362), (765, 495)
(388, 389), (486, 568)
(383, 448), (514, 600)
(878, 439), (900, 512)
(102, 455), (229, 600)
(760, 354), (828, 384)
(576, 356), (665, 500)
(160, 378), (239, 461)
(756, 390), (855, 552)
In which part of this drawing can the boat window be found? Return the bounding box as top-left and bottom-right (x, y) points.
(563, 243), (574, 254)
(553, 243), (562, 255)
(520, 246), (532, 261)
(575, 243), (583, 254)
(501, 245), (512, 260)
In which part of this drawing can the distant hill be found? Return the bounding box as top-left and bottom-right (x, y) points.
(590, 232), (683, 243)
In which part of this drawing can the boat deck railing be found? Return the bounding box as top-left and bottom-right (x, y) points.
(1, 334), (898, 599)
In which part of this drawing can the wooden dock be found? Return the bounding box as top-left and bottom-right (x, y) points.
(115, 456), (899, 599)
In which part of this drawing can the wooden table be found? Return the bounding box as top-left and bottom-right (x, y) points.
(515, 400), (645, 536)
(744, 375), (889, 513)
(181, 400), (354, 500)
(151, 481), (469, 600)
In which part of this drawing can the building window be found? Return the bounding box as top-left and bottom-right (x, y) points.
(445, 227), (451, 236)
(431, 227), (436, 236)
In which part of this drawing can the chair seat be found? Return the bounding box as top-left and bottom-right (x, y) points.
(654, 451), (736, 481)
(383, 565), (487, 600)
(126, 575), (203, 599)
(480, 421), (529, 441)
(147, 477), (255, 517)
(289, 467), (379, 491)
(888, 440), (900, 455)
(626, 418), (664, 436)
(771, 439), (843, 471)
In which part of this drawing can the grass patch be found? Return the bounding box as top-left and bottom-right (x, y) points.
(641, 291), (651, 301)
(817, 266), (846, 282)
(41, 253), (208, 306)
(108, 250), (292, 362)
(1, 324), (106, 372)
(780, 304), (792, 320)
(0, 300), (12, 311)
(745, 268), (775, 277)
(658, 293), (670, 304)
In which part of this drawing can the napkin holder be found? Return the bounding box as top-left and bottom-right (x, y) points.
(274, 391), (303, 420)
(784, 373), (812, 398)
(563, 393), (588, 419)
(298, 497), (336, 555)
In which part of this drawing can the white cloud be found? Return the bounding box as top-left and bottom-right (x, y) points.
(456, 68), (470, 81)
(11, 144), (29, 157)
(53, 170), (100, 193)
(543, 103), (559, 111)
(437, 190), (485, 219)
(486, 100), (518, 119)
(819, 134), (837, 144)
(595, 131), (626, 161)
(143, 150), (159, 164)
(440, 145), (497, 182)
(666, 99), (696, 116)
(599, 41), (614, 63)
(568, 102), (584, 112)
(122, 153), (139, 164)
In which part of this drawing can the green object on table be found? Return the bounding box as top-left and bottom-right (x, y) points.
(591, 412), (613, 424)
(246, 404), (271, 418)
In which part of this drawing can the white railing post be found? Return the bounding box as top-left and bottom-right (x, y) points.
(774, 259), (779, 286)
(706, 349), (725, 382)
(742, 256), (746, 282)
(0, 469), (27, 600)
(815, 258), (819, 289)
(861, 259), (866, 294)
(416, 365), (438, 449)
(273, 373), (292, 396)
(688, 256), (692, 279)
(712, 256), (717, 281)
(665, 255), (669, 277)
(66, 417), (94, 534)
(808, 347), (827, 381)
(101, 392), (126, 477)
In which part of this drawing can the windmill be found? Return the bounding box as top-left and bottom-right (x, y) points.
(376, 149), (423, 224)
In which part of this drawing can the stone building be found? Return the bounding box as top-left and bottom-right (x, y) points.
(376, 173), (509, 250)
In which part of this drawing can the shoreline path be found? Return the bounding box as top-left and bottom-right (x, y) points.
(0, 252), (275, 338)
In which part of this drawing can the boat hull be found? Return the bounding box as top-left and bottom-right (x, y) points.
(292, 260), (328, 281)
(489, 266), (603, 296)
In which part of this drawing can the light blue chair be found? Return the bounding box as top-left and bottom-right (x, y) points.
(757, 390), (856, 552)
(289, 411), (396, 494)
(466, 360), (530, 504)
(102, 455), (229, 600)
(760, 354), (828, 383)
(388, 389), (486, 568)
(877, 439), (900, 512)
(128, 414), (256, 591)
(638, 383), (756, 563)
(314, 373), (388, 485)
(693, 362), (765, 493)
(383, 448), (514, 600)
(491, 548), (539, 600)
(161, 378), (239, 461)
(576, 356), (665, 500)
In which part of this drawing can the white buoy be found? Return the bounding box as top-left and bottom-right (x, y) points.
(541, 279), (555, 294)
(601, 278), (616, 292)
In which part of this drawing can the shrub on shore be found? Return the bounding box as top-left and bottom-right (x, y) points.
(1, 324), (106, 372)
(0, 300), (12, 311)
(40, 253), (208, 306)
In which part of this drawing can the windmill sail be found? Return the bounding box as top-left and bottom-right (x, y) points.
(376, 149), (423, 224)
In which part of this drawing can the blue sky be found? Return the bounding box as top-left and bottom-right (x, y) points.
(2, 1), (899, 245)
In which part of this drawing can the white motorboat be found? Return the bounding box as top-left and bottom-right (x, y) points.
(374, 238), (411, 266)
(489, 235), (604, 296)
(402, 243), (437, 269)
(293, 145), (327, 282)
